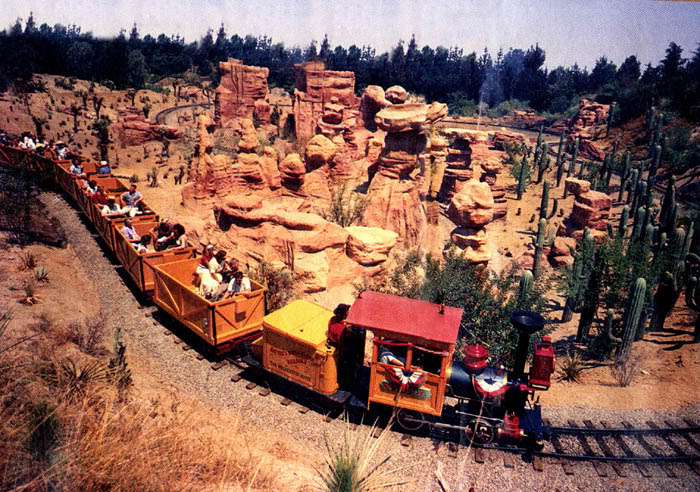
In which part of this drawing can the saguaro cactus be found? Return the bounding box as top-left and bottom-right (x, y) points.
(562, 229), (595, 322)
(658, 176), (677, 234)
(617, 278), (646, 361)
(686, 252), (700, 342)
(650, 228), (686, 332)
(617, 205), (630, 239)
(555, 130), (566, 187)
(563, 137), (579, 199)
(517, 269), (534, 307)
(539, 181), (559, 220)
(532, 218), (555, 279)
(625, 168), (640, 205)
(617, 152), (631, 202)
(517, 152), (529, 200)
(536, 143), (550, 183)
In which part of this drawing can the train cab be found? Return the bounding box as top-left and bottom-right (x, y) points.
(344, 291), (464, 418)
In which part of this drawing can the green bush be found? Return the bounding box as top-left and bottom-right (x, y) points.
(54, 77), (74, 90)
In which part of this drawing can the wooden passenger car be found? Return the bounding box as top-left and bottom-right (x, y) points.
(74, 174), (120, 219)
(0, 145), (55, 177)
(152, 258), (266, 354)
(113, 220), (196, 294)
(345, 291), (463, 417)
(53, 160), (101, 200)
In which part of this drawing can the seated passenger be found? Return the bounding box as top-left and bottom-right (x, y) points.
(101, 197), (124, 216)
(156, 223), (186, 251)
(135, 234), (153, 254)
(91, 185), (109, 205)
(120, 218), (140, 242)
(121, 184), (143, 211)
(97, 160), (111, 174)
(152, 218), (173, 240)
(70, 159), (86, 178)
(198, 269), (220, 299)
(194, 244), (216, 284)
(208, 251), (227, 282)
(224, 271), (251, 298)
(56, 142), (68, 159)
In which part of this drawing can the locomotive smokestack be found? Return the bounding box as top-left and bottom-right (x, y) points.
(510, 310), (545, 380)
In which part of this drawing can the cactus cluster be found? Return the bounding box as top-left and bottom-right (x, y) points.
(532, 218), (556, 279)
(562, 229), (595, 323)
(563, 137), (579, 199)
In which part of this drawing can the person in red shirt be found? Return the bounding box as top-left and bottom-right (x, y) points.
(91, 186), (109, 206)
(328, 304), (351, 347)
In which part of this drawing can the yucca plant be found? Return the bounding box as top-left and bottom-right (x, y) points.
(557, 351), (585, 383)
(34, 266), (49, 283)
(19, 251), (37, 270)
(57, 359), (109, 401)
(317, 416), (405, 492)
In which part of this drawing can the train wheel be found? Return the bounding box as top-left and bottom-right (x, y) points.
(396, 409), (425, 431)
(464, 418), (495, 445)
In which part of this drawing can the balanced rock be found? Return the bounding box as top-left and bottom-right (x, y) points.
(279, 153), (305, 192)
(375, 103), (427, 133)
(568, 190), (612, 231)
(260, 147), (281, 190)
(446, 180), (494, 228)
(345, 226), (399, 265)
(564, 177), (591, 197)
(304, 134), (337, 170)
(385, 85), (408, 104)
(447, 228), (491, 263)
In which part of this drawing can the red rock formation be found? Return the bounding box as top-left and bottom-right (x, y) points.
(215, 58), (270, 127)
(293, 61), (360, 146)
(438, 132), (473, 203)
(567, 99), (611, 161)
(559, 190), (612, 237)
(115, 113), (182, 147)
(492, 131), (527, 151)
(446, 180), (495, 228)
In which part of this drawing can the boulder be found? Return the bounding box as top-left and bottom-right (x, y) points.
(345, 226), (399, 265)
(446, 180), (495, 228)
(304, 134), (337, 170)
(294, 253), (329, 293)
(375, 103), (427, 133)
(577, 190), (613, 210)
(279, 153), (305, 190)
(551, 236), (577, 257)
(260, 146), (281, 189)
(385, 85), (408, 104)
(445, 229), (491, 263)
(564, 177), (591, 196)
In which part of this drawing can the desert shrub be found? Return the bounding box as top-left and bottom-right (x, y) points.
(318, 417), (403, 492)
(445, 91), (477, 116)
(67, 316), (106, 357)
(54, 77), (74, 90)
(485, 98), (530, 118)
(19, 251), (37, 270)
(322, 182), (369, 227)
(26, 402), (60, 462)
(558, 351), (585, 382)
(129, 173), (140, 184)
(610, 353), (641, 387)
(249, 261), (295, 313)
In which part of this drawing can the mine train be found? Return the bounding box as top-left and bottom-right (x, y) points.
(0, 143), (556, 447)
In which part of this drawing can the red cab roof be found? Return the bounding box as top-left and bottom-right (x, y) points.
(345, 291), (463, 345)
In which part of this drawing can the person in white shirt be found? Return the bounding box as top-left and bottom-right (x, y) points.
(225, 271), (251, 298)
(120, 218), (140, 242)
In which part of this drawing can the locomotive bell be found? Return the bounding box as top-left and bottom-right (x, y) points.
(510, 310), (545, 380)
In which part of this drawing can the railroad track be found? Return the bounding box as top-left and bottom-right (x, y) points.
(451, 418), (700, 477)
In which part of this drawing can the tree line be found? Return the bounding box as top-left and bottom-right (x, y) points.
(2, 14), (699, 123)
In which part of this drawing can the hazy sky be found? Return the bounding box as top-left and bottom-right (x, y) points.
(2, 0), (699, 70)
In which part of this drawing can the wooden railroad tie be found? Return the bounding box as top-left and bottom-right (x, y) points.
(195, 354), (205, 361)
(568, 420), (609, 477)
(280, 398), (292, 406)
(545, 419), (574, 475)
(602, 421), (648, 477)
(502, 452), (514, 469)
(531, 455), (544, 472)
(584, 420), (627, 477)
(473, 447), (486, 464)
(372, 426), (384, 439)
(674, 419), (700, 477)
(245, 382), (257, 390)
(648, 420), (695, 477)
(173, 339), (182, 345)
(258, 388), (271, 397)
(152, 321), (158, 326)
(298, 406), (310, 414)
(162, 330), (171, 336)
(400, 435), (412, 447)
(182, 344), (192, 351)
(230, 374), (242, 383)
(210, 361), (227, 371)
(623, 420), (671, 478)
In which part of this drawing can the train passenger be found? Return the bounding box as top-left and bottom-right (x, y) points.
(208, 251), (227, 282)
(152, 217), (173, 240)
(135, 234), (153, 254)
(121, 218), (140, 242)
(56, 141), (68, 159)
(121, 184), (143, 211)
(97, 160), (111, 174)
(101, 197), (124, 216)
(91, 185), (109, 206)
(156, 223), (186, 251)
(70, 159), (87, 178)
(194, 244), (216, 286)
(224, 271), (251, 298)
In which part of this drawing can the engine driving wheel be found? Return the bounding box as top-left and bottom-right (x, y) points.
(464, 418), (495, 445)
(396, 409), (425, 431)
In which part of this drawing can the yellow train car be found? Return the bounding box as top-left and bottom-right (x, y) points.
(258, 300), (341, 396)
